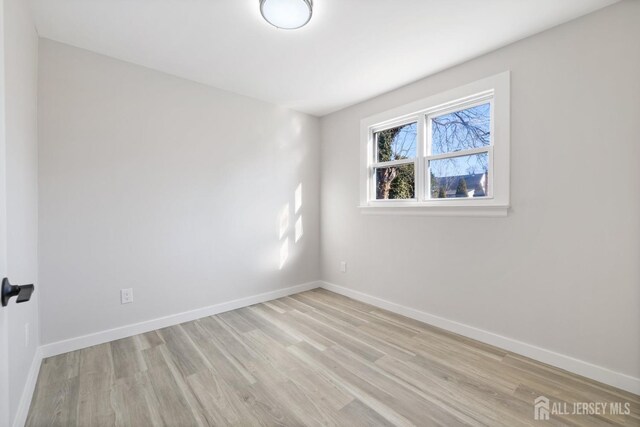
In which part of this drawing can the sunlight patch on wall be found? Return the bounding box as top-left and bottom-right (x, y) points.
(278, 202), (291, 269)
(279, 238), (289, 270)
(295, 216), (303, 242)
(279, 203), (289, 240)
(278, 182), (304, 269)
(295, 183), (302, 213)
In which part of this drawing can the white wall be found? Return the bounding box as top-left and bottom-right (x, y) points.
(2, 0), (40, 423)
(320, 0), (640, 382)
(38, 39), (320, 345)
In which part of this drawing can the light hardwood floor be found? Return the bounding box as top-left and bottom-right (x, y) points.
(27, 289), (639, 426)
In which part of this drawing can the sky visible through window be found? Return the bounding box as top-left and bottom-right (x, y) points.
(376, 122), (417, 162)
(430, 103), (490, 178)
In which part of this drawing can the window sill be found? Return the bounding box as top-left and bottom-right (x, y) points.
(358, 204), (509, 217)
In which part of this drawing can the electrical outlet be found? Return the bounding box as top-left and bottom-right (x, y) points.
(121, 288), (134, 304)
(340, 261), (347, 273)
(25, 323), (30, 347)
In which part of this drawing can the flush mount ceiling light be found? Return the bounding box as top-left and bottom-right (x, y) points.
(260, 0), (313, 30)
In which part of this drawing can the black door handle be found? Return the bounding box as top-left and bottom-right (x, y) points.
(1, 277), (34, 307)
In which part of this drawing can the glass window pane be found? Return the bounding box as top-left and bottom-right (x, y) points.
(431, 103), (490, 155)
(375, 163), (415, 200)
(375, 122), (417, 162)
(429, 153), (488, 198)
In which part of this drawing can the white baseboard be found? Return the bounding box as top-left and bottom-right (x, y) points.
(320, 281), (640, 396)
(40, 281), (321, 358)
(12, 347), (42, 427)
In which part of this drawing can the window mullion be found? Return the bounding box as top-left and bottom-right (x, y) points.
(416, 116), (425, 202)
(425, 113), (433, 200)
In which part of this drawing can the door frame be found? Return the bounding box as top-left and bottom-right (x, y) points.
(0, 0), (11, 424)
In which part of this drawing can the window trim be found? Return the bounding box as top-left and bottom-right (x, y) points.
(359, 71), (510, 217)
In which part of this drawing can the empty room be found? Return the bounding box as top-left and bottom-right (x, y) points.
(1, 0), (639, 425)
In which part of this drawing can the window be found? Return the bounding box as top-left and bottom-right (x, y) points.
(373, 122), (417, 200)
(360, 72), (510, 216)
(428, 101), (491, 199)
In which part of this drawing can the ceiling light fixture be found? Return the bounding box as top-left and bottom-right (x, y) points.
(260, 0), (313, 30)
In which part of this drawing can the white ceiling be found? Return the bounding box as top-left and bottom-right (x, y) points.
(30, 0), (618, 116)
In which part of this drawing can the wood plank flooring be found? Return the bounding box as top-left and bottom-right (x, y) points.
(26, 289), (640, 426)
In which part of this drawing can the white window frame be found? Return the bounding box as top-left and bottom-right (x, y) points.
(359, 71), (510, 217)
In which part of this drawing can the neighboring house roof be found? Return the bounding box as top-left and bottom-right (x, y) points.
(433, 173), (487, 197)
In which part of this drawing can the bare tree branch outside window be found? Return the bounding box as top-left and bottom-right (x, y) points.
(430, 103), (490, 198)
(375, 123), (416, 199)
